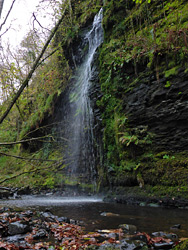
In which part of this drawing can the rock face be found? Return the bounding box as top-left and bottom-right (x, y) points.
(124, 67), (188, 152)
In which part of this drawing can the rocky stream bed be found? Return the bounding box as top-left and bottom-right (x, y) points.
(0, 207), (185, 250)
(0, 188), (187, 249)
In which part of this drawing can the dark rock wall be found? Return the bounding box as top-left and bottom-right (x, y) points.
(97, 0), (188, 191)
(124, 68), (188, 151)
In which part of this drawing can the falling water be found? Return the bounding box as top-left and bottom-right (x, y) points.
(60, 9), (103, 186)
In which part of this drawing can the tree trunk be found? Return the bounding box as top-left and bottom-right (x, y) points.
(0, 0), (68, 124)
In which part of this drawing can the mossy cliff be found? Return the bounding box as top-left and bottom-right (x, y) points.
(97, 0), (188, 197)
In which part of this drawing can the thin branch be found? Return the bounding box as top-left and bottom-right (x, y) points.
(21, 121), (69, 141)
(0, 1), (69, 124)
(0, 25), (11, 38)
(0, 170), (39, 185)
(0, 0), (17, 32)
(37, 47), (59, 68)
(0, 152), (59, 162)
(0, 161), (67, 185)
(32, 12), (51, 32)
(0, 135), (55, 146)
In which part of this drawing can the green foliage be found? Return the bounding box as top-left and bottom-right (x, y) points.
(163, 154), (175, 160)
(164, 81), (171, 88)
(0, 156), (7, 168)
(165, 66), (179, 78)
(119, 127), (153, 147)
(133, 0), (151, 3)
(174, 240), (188, 250)
(43, 176), (55, 188)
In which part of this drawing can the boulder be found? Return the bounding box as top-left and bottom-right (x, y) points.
(56, 216), (70, 223)
(40, 212), (57, 222)
(8, 221), (31, 235)
(119, 224), (137, 234)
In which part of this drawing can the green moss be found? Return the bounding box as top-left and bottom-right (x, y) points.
(165, 66), (179, 78)
(97, 0), (188, 196)
(174, 240), (188, 250)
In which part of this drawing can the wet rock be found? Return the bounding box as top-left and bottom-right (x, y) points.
(98, 239), (148, 249)
(153, 241), (174, 249)
(8, 221), (31, 235)
(130, 234), (148, 243)
(139, 202), (147, 207)
(147, 203), (160, 208)
(0, 207), (9, 213)
(123, 70), (188, 153)
(152, 232), (178, 241)
(17, 186), (31, 195)
(100, 212), (119, 217)
(108, 233), (119, 240)
(56, 216), (70, 223)
(152, 232), (167, 237)
(5, 234), (27, 242)
(0, 191), (11, 199)
(21, 210), (33, 218)
(171, 224), (181, 230)
(0, 223), (7, 236)
(32, 229), (48, 240)
(119, 224), (137, 234)
(40, 212), (57, 222)
(165, 233), (179, 241)
(123, 240), (148, 250)
(70, 219), (79, 225)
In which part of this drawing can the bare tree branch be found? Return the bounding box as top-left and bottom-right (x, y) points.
(0, 152), (59, 162)
(0, 0), (17, 32)
(0, 134), (69, 146)
(0, 135), (53, 146)
(0, 25), (11, 38)
(0, 1), (68, 124)
(0, 161), (66, 185)
(0, 169), (39, 185)
(32, 12), (51, 32)
(37, 47), (59, 67)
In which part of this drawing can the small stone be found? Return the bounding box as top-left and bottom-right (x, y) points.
(152, 232), (166, 237)
(40, 212), (57, 222)
(139, 202), (146, 207)
(170, 224), (181, 229)
(32, 229), (47, 239)
(56, 216), (70, 223)
(70, 219), (77, 225)
(119, 224), (137, 234)
(100, 212), (119, 217)
(147, 203), (160, 208)
(153, 241), (174, 249)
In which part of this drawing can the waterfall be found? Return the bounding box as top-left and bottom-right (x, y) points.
(60, 9), (103, 188)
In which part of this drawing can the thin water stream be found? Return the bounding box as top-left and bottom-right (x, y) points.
(0, 196), (188, 238)
(59, 8), (104, 185)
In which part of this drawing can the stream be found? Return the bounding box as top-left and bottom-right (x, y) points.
(0, 196), (187, 238)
